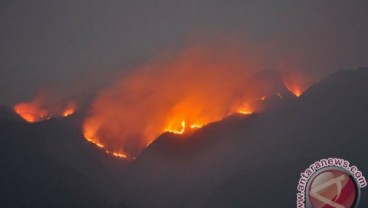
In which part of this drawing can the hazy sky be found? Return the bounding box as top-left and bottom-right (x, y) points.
(1, 0), (368, 105)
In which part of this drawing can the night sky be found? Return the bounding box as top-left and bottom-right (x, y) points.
(1, 0), (368, 105)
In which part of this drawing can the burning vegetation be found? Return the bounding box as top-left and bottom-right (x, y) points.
(82, 44), (306, 160)
(14, 91), (77, 123)
(12, 43), (308, 160)
(281, 71), (308, 97)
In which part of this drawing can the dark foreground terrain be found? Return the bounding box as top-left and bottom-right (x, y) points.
(1, 68), (368, 208)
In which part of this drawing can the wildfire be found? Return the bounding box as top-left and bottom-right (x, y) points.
(287, 85), (302, 97)
(238, 110), (253, 115)
(293, 89), (302, 97)
(82, 43), (309, 160)
(281, 71), (308, 97)
(165, 121), (186, 135)
(190, 124), (202, 129)
(62, 102), (76, 117)
(112, 152), (128, 159)
(236, 102), (253, 115)
(9, 40), (312, 161)
(14, 103), (50, 123)
(83, 122), (104, 149)
(85, 131), (130, 159)
(163, 120), (204, 135)
(82, 44), (259, 159)
(83, 119), (133, 159)
(13, 92), (77, 123)
(86, 137), (105, 149)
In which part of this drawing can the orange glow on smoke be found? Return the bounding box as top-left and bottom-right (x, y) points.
(292, 88), (302, 97)
(164, 121), (204, 135)
(14, 91), (77, 123)
(62, 102), (76, 117)
(235, 102), (253, 115)
(165, 120), (186, 135)
(285, 83), (302, 97)
(84, 125), (105, 148)
(83, 43), (301, 159)
(281, 71), (308, 97)
(14, 103), (50, 123)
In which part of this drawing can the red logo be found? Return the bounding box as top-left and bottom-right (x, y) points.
(307, 169), (358, 208)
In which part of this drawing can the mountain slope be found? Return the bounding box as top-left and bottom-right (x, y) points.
(0, 114), (128, 208)
(120, 68), (368, 208)
(205, 67), (368, 207)
(1, 68), (368, 208)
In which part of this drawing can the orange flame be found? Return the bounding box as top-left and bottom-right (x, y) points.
(62, 102), (76, 117)
(281, 71), (308, 97)
(235, 102), (253, 115)
(14, 92), (77, 123)
(238, 110), (252, 115)
(112, 152), (128, 159)
(190, 124), (202, 129)
(286, 84), (302, 97)
(14, 103), (50, 123)
(83, 43), (302, 159)
(165, 120), (186, 135)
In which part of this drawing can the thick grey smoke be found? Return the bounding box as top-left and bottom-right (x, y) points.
(1, 0), (368, 105)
